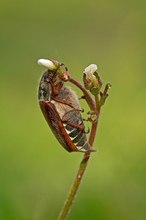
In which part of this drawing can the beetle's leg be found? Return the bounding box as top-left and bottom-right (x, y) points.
(52, 97), (74, 108)
(77, 108), (84, 113)
(82, 111), (97, 123)
(63, 117), (90, 134)
(52, 97), (84, 112)
(62, 117), (85, 131)
(79, 95), (86, 100)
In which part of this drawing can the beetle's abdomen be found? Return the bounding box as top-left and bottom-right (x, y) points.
(62, 110), (92, 152)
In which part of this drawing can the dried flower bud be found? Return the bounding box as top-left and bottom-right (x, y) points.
(83, 64), (102, 94)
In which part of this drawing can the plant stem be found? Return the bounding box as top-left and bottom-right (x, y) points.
(57, 78), (101, 220)
(69, 77), (95, 110)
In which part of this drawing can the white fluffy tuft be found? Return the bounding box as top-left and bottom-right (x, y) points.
(37, 59), (57, 70)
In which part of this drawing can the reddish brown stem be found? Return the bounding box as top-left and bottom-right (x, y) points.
(69, 77), (95, 111)
(69, 77), (100, 149)
(57, 78), (101, 220)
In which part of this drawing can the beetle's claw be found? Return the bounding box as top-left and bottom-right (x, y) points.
(79, 95), (86, 100)
(86, 111), (97, 123)
(83, 118), (89, 121)
(80, 108), (84, 113)
(73, 108), (84, 113)
(87, 110), (95, 115)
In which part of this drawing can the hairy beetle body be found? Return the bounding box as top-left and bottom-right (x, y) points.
(38, 61), (94, 152)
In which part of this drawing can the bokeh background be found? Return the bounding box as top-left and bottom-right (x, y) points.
(0, 0), (146, 219)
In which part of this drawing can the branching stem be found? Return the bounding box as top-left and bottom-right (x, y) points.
(57, 78), (101, 220)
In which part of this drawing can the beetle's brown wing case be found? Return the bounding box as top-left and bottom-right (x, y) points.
(39, 101), (79, 152)
(39, 101), (94, 152)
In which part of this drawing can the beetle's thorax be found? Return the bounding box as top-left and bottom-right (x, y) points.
(38, 69), (64, 101)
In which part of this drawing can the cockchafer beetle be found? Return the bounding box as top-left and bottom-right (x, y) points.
(38, 59), (95, 153)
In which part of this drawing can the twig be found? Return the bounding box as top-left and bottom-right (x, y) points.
(57, 78), (101, 220)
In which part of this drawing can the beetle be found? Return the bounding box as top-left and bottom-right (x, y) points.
(38, 59), (95, 152)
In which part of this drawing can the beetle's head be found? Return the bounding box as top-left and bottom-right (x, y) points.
(56, 62), (70, 82)
(38, 59), (70, 82)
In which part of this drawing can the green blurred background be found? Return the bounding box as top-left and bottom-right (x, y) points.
(0, 0), (146, 219)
